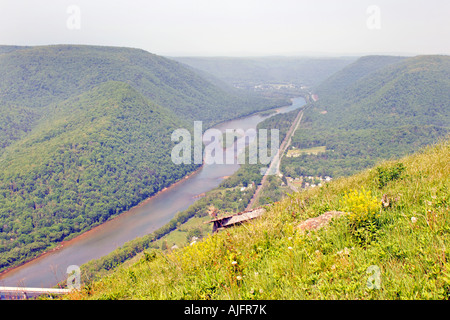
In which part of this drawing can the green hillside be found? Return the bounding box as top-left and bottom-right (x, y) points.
(0, 45), (285, 272)
(281, 55), (450, 178)
(73, 108), (300, 284)
(315, 55), (450, 128)
(65, 139), (449, 300)
(0, 82), (199, 271)
(173, 56), (356, 90)
(0, 45), (284, 150)
(315, 55), (407, 97)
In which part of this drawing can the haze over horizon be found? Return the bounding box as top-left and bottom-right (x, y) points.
(1, 0), (449, 57)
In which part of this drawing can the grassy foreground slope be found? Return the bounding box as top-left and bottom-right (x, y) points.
(76, 108), (301, 284)
(67, 139), (449, 300)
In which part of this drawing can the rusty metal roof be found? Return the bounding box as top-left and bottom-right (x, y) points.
(207, 207), (266, 231)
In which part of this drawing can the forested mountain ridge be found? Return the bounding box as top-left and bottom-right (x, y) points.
(173, 56), (356, 89)
(0, 45), (285, 272)
(314, 55), (407, 98)
(282, 55), (450, 178)
(0, 81), (200, 270)
(315, 55), (450, 128)
(0, 45), (284, 151)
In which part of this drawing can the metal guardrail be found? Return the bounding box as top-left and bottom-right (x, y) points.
(0, 286), (71, 300)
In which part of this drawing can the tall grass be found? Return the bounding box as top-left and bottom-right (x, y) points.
(66, 140), (449, 300)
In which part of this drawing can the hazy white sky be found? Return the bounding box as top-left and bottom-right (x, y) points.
(0, 0), (449, 56)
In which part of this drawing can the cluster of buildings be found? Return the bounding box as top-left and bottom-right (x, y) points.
(286, 175), (332, 189)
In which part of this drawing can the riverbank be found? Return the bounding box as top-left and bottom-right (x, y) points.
(0, 165), (203, 279)
(0, 97), (306, 287)
(205, 98), (293, 131)
(245, 107), (305, 210)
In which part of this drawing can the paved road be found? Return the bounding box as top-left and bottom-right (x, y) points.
(246, 108), (305, 210)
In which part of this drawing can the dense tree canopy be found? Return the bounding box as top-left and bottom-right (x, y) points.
(0, 45), (286, 152)
(0, 45), (286, 272)
(281, 55), (450, 178)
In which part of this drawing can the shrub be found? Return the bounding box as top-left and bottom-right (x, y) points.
(376, 162), (405, 188)
(339, 187), (381, 246)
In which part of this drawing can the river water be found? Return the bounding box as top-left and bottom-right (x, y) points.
(0, 97), (305, 288)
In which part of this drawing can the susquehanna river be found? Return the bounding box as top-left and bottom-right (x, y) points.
(0, 97), (305, 288)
